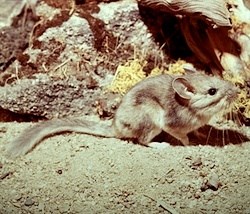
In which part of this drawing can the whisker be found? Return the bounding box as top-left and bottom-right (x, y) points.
(233, 125), (244, 144)
(231, 109), (246, 144)
(229, 108), (233, 122)
(236, 113), (243, 127)
(222, 128), (226, 146)
(226, 128), (231, 146)
(206, 126), (213, 145)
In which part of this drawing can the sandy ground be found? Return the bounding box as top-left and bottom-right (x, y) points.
(0, 120), (250, 214)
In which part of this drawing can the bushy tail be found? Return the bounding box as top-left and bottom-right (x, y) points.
(6, 118), (116, 157)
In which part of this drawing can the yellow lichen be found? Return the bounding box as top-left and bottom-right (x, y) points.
(166, 59), (186, 75)
(223, 72), (250, 118)
(223, 71), (245, 85)
(237, 90), (250, 118)
(108, 59), (146, 95)
(108, 59), (187, 95)
(149, 59), (186, 77)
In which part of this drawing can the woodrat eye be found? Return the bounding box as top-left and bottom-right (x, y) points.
(208, 88), (217, 95)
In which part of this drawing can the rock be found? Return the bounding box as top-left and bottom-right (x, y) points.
(24, 197), (35, 206)
(201, 173), (221, 191)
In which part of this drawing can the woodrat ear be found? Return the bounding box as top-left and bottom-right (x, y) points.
(172, 77), (195, 100)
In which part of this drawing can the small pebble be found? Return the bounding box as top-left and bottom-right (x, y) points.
(201, 174), (221, 191)
(207, 174), (221, 191)
(0, 127), (7, 133)
(191, 157), (202, 170)
(24, 198), (35, 206)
